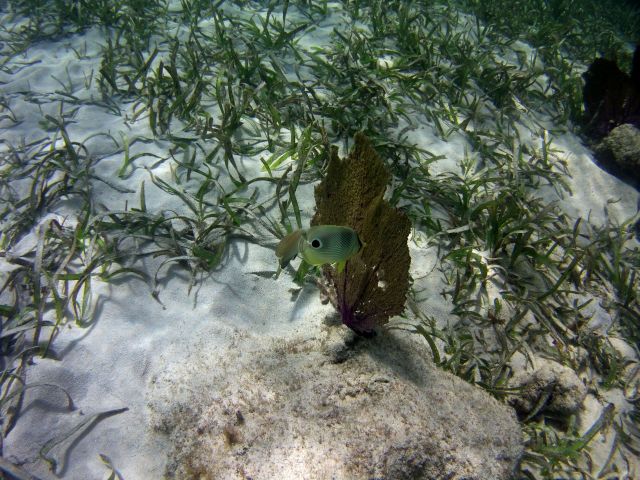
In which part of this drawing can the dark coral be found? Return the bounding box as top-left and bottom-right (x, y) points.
(312, 133), (411, 334)
(582, 44), (640, 139)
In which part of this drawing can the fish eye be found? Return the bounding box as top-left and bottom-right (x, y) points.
(311, 238), (321, 248)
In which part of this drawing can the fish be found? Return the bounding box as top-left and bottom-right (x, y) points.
(276, 225), (363, 271)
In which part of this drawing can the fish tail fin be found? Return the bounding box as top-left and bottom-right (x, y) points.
(276, 229), (304, 268)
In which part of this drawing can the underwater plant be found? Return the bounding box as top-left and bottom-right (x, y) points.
(311, 133), (411, 334)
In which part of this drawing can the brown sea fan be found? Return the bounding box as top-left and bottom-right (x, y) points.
(312, 133), (411, 334)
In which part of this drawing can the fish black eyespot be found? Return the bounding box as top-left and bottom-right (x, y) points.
(311, 239), (321, 248)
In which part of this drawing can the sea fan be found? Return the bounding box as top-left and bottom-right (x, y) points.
(312, 133), (411, 334)
(582, 44), (640, 138)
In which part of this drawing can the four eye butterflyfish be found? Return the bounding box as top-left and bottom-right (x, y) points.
(276, 225), (363, 270)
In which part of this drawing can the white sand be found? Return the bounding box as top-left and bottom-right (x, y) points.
(1, 2), (639, 479)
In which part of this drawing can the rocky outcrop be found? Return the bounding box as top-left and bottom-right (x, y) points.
(148, 325), (523, 480)
(582, 45), (640, 193)
(593, 123), (640, 188)
(508, 356), (587, 419)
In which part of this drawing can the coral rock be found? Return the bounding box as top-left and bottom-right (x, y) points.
(508, 358), (587, 417)
(150, 328), (523, 480)
(593, 123), (640, 188)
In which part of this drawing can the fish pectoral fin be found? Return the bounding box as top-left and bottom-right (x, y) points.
(335, 260), (346, 273)
(278, 252), (297, 269)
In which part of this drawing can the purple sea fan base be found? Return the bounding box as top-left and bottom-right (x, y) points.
(334, 264), (377, 335)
